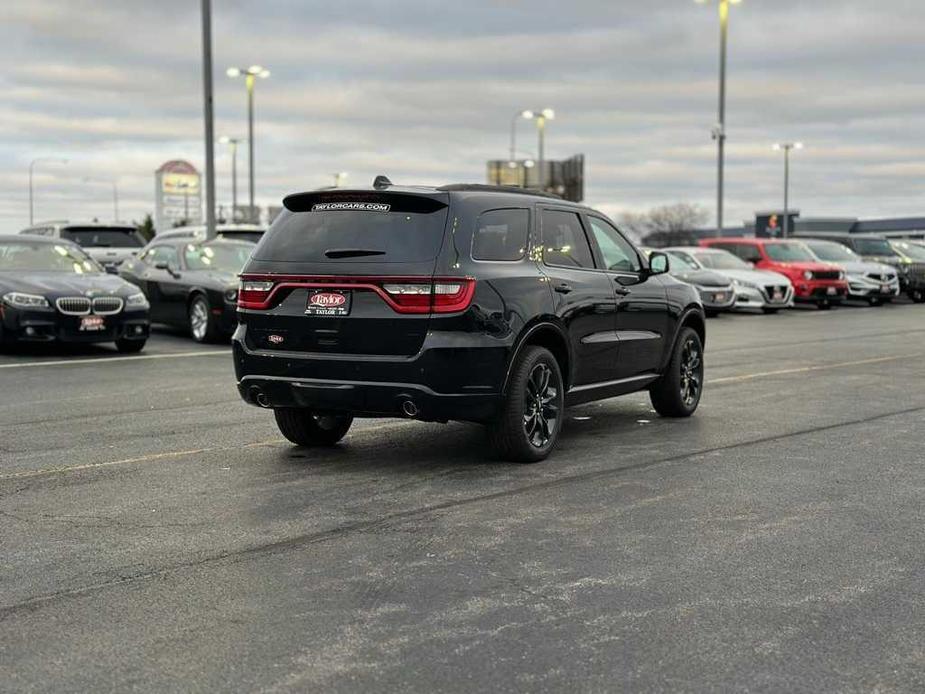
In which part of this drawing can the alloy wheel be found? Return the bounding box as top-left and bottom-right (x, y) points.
(522, 363), (560, 448)
(679, 338), (703, 407)
(190, 299), (209, 340)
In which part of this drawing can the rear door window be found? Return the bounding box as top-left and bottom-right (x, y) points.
(472, 209), (529, 261)
(541, 210), (596, 269)
(254, 194), (449, 263)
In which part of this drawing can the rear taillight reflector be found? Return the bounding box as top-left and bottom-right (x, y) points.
(238, 280), (275, 309)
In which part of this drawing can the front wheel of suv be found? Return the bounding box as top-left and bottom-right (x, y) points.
(274, 408), (353, 447)
(488, 346), (564, 463)
(650, 327), (704, 418)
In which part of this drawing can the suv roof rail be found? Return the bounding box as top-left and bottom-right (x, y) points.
(436, 183), (563, 200)
(373, 175), (393, 189)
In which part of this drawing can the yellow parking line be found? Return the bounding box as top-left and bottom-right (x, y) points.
(0, 350), (229, 370)
(707, 353), (922, 385)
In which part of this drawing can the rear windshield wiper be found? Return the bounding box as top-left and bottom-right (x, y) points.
(324, 248), (387, 259)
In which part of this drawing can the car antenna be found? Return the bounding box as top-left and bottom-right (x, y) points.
(373, 175), (392, 189)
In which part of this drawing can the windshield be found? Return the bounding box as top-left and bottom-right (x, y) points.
(219, 231), (263, 244)
(666, 253), (698, 272)
(765, 243), (816, 262)
(892, 241), (925, 261)
(62, 227), (144, 248)
(853, 238), (897, 256)
(695, 251), (749, 270)
(0, 241), (103, 273)
(806, 241), (857, 262)
(183, 243), (253, 271)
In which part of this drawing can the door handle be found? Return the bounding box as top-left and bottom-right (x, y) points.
(554, 283), (573, 294)
(614, 285), (632, 296)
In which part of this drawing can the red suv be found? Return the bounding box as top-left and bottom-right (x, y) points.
(700, 238), (848, 309)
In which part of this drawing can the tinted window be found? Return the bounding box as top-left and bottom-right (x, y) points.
(472, 209), (528, 261)
(765, 243), (815, 262)
(892, 241), (925, 261)
(721, 243), (762, 262)
(852, 238), (897, 256)
(144, 245), (180, 267)
(666, 252), (698, 272)
(183, 242), (253, 271)
(255, 195), (449, 263)
(0, 241), (102, 273)
(61, 227), (144, 248)
(587, 217), (640, 272)
(541, 210), (595, 269)
(218, 231), (263, 244)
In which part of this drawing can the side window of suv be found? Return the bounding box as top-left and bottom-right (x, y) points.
(472, 209), (529, 261)
(587, 217), (641, 273)
(541, 210), (595, 269)
(737, 244), (763, 262)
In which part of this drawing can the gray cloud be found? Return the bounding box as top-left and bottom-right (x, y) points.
(1, 0), (923, 230)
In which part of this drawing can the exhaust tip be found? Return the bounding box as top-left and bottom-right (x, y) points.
(401, 400), (419, 418)
(250, 387), (271, 408)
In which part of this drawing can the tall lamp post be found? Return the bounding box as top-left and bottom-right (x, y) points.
(218, 136), (241, 221)
(509, 110), (534, 162)
(519, 108), (555, 190)
(697, 0), (741, 235)
(28, 157), (67, 225)
(772, 142), (803, 239)
(227, 65), (270, 224)
(333, 172), (348, 187)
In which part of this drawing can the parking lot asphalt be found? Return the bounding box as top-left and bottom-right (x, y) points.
(2, 304), (925, 693)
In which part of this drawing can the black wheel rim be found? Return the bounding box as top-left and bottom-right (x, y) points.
(523, 363), (559, 448)
(680, 338), (703, 407)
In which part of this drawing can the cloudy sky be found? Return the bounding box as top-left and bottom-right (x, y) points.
(2, 0), (924, 231)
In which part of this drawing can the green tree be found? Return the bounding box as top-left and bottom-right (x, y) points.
(138, 213), (155, 241)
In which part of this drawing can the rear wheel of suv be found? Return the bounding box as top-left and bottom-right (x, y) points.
(650, 327), (703, 418)
(488, 346), (564, 463)
(274, 408), (353, 446)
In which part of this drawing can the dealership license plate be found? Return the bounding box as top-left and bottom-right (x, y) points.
(881, 284), (890, 293)
(713, 293), (726, 302)
(773, 290), (784, 301)
(80, 315), (105, 332)
(826, 287), (837, 296)
(305, 289), (351, 316)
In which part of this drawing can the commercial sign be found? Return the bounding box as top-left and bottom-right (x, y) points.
(154, 160), (202, 232)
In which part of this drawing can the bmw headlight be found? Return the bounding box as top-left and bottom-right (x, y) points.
(224, 288), (239, 303)
(126, 292), (149, 309)
(2, 292), (50, 309)
(802, 270), (813, 280)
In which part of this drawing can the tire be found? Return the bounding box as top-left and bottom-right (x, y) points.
(761, 307), (780, 315)
(274, 408), (353, 447)
(188, 294), (218, 343)
(818, 300), (832, 310)
(911, 290), (925, 304)
(650, 327), (703, 418)
(115, 338), (146, 353)
(487, 346), (564, 463)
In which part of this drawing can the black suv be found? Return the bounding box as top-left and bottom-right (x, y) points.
(233, 180), (705, 461)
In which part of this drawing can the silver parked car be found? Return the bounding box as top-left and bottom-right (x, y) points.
(643, 248), (735, 316)
(664, 246), (794, 314)
(801, 239), (899, 305)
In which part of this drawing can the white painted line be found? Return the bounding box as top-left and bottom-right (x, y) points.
(707, 353), (922, 385)
(0, 349), (229, 370)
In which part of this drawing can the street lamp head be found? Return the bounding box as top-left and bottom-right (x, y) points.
(258, 69), (270, 79)
(523, 159), (536, 169)
(226, 67), (241, 78)
(541, 108), (555, 120)
(218, 136), (230, 144)
(248, 64), (264, 75)
(772, 143), (782, 151)
(521, 110), (534, 119)
(794, 142), (805, 150)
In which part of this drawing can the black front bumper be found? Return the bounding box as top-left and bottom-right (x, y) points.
(0, 306), (150, 344)
(232, 327), (507, 423)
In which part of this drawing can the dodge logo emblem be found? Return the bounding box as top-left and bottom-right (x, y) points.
(309, 292), (346, 307)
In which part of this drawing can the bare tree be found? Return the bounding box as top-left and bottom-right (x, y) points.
(619, 203), (709, 247)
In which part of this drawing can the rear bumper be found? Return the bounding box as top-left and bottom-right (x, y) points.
(232, 326), (508, 422)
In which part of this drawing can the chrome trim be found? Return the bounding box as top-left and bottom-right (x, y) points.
(92, 297), (124, 315)
(568, 373), (658, 394)
(616, 330), (660, 342)
(55, 297), (91, 315)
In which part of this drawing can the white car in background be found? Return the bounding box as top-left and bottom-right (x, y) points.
(801, 239), (899, 305)
(664, 246), (794, 314)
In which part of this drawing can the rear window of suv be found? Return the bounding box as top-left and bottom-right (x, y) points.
(472, 209), (528, 261)
(255, 193), (449, 263)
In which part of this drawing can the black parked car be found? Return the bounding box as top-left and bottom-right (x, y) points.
(233, 180), (706, 462)
(0, 235), (150, 351)
(119, 238), (253, 342)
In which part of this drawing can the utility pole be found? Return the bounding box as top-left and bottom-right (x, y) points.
(201, 0), (217, 239)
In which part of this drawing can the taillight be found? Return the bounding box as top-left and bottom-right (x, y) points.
(238, 280), (274, 309)
(431, 280), (475, 313)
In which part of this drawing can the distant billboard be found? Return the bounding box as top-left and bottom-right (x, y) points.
(756, 211), (799, 238)
(154, 160), (202, 232)
(486, 154), (585, 203)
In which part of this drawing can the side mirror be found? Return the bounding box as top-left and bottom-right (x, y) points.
(648, 251), (669, 276)
(155, 262), (180, 277)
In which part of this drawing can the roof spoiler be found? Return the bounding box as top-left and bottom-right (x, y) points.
(373, 175), (392, 189)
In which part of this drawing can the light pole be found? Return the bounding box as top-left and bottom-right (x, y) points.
(201, 0), (217, 239)
(772, 142), (803, 239)
(697, 0), (741, 235)
(333, 172), (348, 187)
(520, 108), (555, 190)
(509, 110), (534, 162)
(82, 177), (119, 220)
(227, 64), (270, 224)
(28, 157), (67, 225)
(218, 136), (241, 221)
